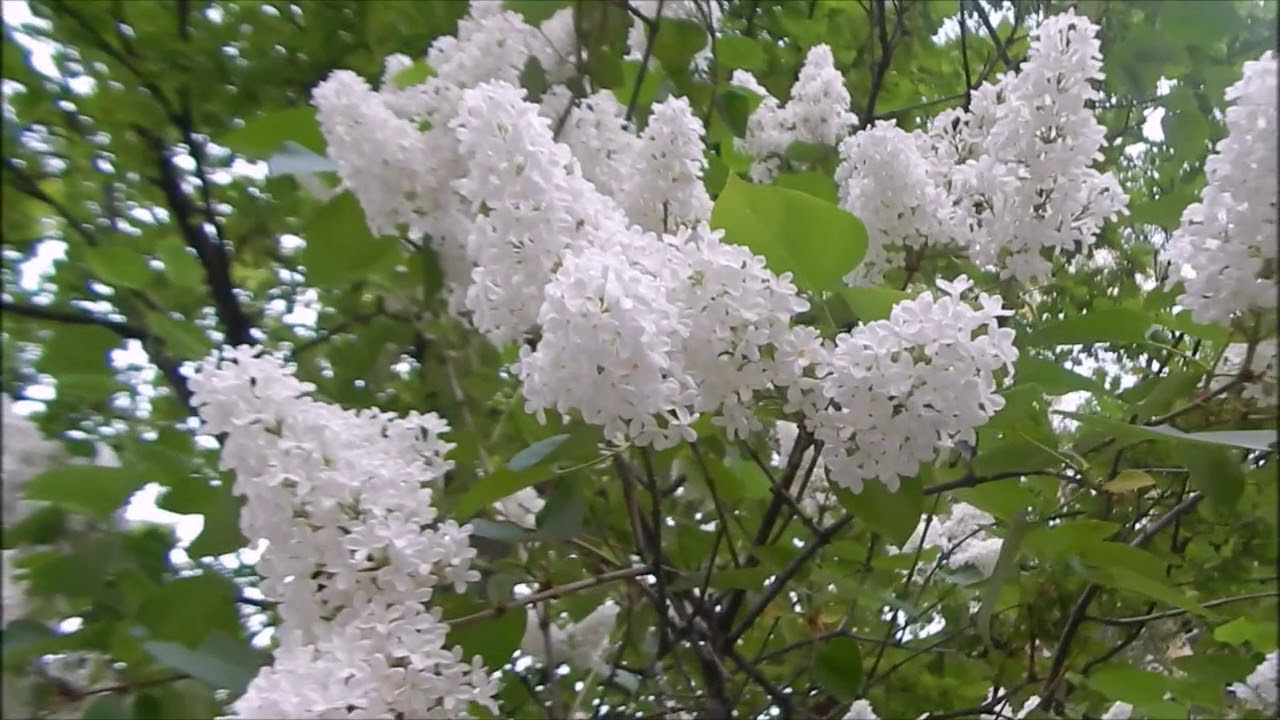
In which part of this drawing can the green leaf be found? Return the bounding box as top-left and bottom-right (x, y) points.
(443, 600), (526, 668)
(1014, 356), (1114, 398)
(1131, 370), (1204, 418)
(144, 310), (213, 359)
(454, 468), (543, 521)
(834, 474), (923, 546)
(300, 192), (399, 287)
(1102, 469), (1157, 494)
(143, 631), (265, 696)
(1177, 445), (1245, 516)
(535, 481), (585, 539)
(651, 19), (707, 76)
(83, 695), (131, 720)
(508, 434), (571, 471)
(222, 107), (326, 157)
(504, 0), (570, 24)
(155, 239), (205, 289)
(710, 173), (867, 293)
(23, 466), (147, 519)
(951, 477), (1036, 523)
(138, 575), (241, 648)
(156, 477), (246, 558)
(468, 518), (537, 543)
(2, 619), (57, 656)
(1023, 520), (1122, 559)
(1213, 617), (1279, 649)
(84, 244), (153, 289)
(813, 634), (863, 701)
(977, 509), (1028, 649)
(785, 140), (835, 166)
(1171, 653), (1259, 692)
(266, 141), (337, 176)
(1084, 566), (1207, 617)
(717, 86), (763, 137)
(1024, 308), (1155, 347)
(38, 325), (119, 376)
(838, 286), (915, 323)
(716, 35), (766, 70)
(774, 171), (838, 203)
(1084, 663), (1180, 716)
(392, 58), (435, 89)
(2, 503), (69, 548)
(1058, 412), (1278, 452)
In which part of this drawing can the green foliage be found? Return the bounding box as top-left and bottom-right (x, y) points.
(711, 173), (868, 292)
(1, 0), (1276, 718)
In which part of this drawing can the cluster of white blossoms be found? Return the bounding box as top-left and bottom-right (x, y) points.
(2, 395), (67, 526)
(1099, 701), (1134, 720)
(806, 277), (1018, 492)
(1163, 51), (1277, 327)
(731, 44), (858, 183)
(1229, 650), (1278, 716)
(519, 600), (620, 672)
(842, 698), (881, 720)
(831, 10), (1127, 287)
(889, 501), (1005, 579)
(313, 0), (1018, 472)
(836, 121), (960, 286)
(1211, 340), (1278, 407)
(2, 396), (124, 622)
(190, 346), (496, 719)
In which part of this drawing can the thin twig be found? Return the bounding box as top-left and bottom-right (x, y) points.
(447, 565), (657, 626)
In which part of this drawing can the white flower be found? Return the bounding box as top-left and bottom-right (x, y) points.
(1211, 340), (1278, 407)
(521, 600), (620, 672)
(492, 487), (544, 529)
(891, 502), (1004, 580)
(806, 278), (1017, 492)
(1229, 650), (1278, 715)
(195, 346), (494, 719)
(836, 121), (960, 286)
(624, 95), (712, 233)
(1099, 701), (1134, 720)
(734, 45), (857, 182)
(1163, 50), (1277, 326)
(842, 698), (880, 720)
(2, 395), (67, 526)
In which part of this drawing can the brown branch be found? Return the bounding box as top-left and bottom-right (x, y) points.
(1087, 590), (1279, 627)
(446, 564), (657, 626)
(2, 300), (194, 409)
(1040, 491), (1205, 704)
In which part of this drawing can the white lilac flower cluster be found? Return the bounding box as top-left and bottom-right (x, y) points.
(313, 1), (1018, 481)
(190, 346), (496, 719)
(842, 698), (880, 720)
(1211, 341), (1278, 407)
(730, 44), (858, 183)
(806, 277), (1018, 492)
(1099, 701), (1134, 720)
(773, 420), (836, 517)
(2, 395), (67, 527)
(834, 10), (1127, 287)
(2, 396), (124, 621)
(1164, 51), (1278, 327)
(519, 600), (620, 672)
(1229, 650), (1278, 716)
(889, 501), (1005, 579)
